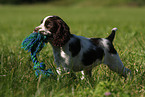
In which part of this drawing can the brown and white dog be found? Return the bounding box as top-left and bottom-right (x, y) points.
(34, 16), (131, 79)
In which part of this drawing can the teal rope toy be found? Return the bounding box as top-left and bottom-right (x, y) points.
(21, 32), (53, 78)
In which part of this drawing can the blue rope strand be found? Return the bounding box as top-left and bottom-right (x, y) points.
(21, 32), (54, 78)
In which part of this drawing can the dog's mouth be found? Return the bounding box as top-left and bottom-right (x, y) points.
(34, 27), (52, 36)
(33, 27), (53, 41)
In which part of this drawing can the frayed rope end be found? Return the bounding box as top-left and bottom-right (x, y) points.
(21, 32), (54, 78)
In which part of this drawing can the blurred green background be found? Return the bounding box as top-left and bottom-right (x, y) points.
(0, 0), (145, 97)
(1, 0), (145, 6)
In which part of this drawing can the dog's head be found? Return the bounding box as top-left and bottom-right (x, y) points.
(34, 16), (71, 47)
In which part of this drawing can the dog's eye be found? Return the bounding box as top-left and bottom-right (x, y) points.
(46, 24), (52, 28)
(45, 21), (53, 29)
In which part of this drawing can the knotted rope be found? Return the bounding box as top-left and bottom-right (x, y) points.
(21, 32), (53, 78)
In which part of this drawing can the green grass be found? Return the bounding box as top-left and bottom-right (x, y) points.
(0, 5), (145, 97)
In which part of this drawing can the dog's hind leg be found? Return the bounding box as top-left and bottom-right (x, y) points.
(101, 28), (131, 78)
(103, 52), (131, 79)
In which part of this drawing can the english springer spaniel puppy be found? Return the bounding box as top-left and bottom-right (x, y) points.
(34, 16), (131, 79)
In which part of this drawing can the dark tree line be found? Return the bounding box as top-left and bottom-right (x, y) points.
(0, 0), (53, 4)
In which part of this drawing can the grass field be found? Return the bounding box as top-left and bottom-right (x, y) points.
(0, 4), (145, 97)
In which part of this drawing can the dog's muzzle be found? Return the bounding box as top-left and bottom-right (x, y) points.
(34, 27), (40, 33)
(33, 26), (51, 36)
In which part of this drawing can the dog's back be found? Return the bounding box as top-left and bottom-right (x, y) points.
(54, 28), (131, 78)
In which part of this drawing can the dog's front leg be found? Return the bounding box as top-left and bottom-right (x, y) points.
(56, 67), (77, 80)
(81, 69), (92, 80)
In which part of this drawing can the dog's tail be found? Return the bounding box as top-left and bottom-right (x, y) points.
(106, 27), (118, 43)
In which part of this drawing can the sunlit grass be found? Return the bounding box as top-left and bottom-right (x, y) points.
(0, 5), (145, 97)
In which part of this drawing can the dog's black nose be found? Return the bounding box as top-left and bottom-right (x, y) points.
(34, 27), (40, 33)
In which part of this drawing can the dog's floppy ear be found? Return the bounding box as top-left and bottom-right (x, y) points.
(107, 28), (117, 43)
(52, 16), (71, 47)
